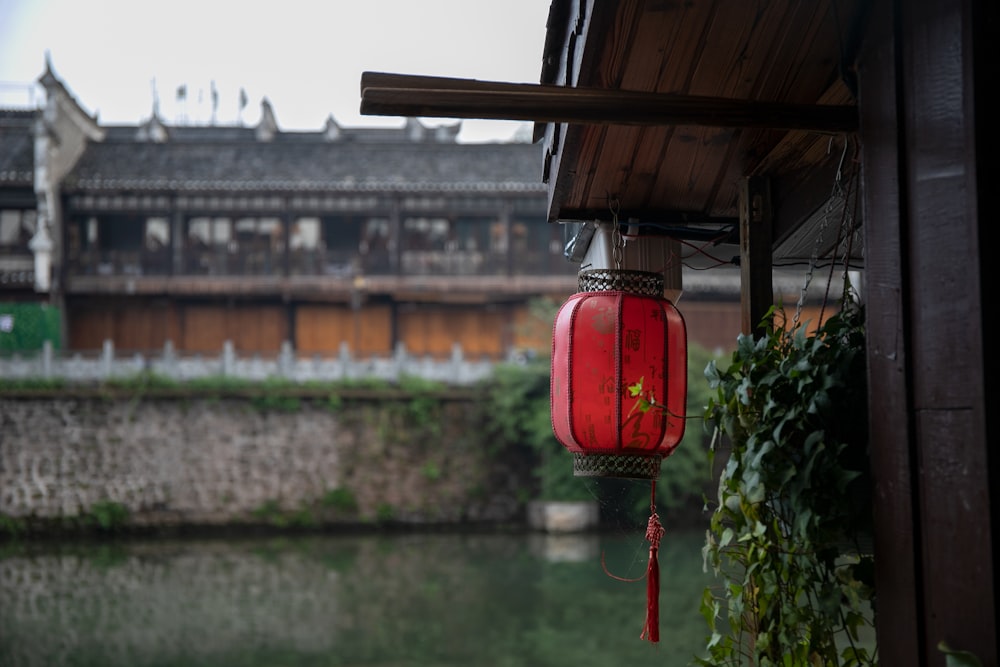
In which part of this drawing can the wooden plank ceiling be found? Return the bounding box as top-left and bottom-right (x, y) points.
(360, 0), (868, 267)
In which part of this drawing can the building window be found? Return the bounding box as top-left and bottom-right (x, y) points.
(145, 218), (169, 250)
(233, 216), (283, 275)
(66, 214), (146, 275)
(403, 216), (449, 251)
(511, 214), (569, 275)
(357, 217), (390, 273)
(289, 217), (321, 275)
(0, 209), (36, 250)
(186, 217), (232, 274)
(143, 217), (171, 274)
(317, 215), (364, 275)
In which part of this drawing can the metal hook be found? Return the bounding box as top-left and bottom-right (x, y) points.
(609, 197), (623, 273)
(832, 135), (849, 196)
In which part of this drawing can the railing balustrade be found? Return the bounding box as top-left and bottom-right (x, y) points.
(0, 339), (525, 386)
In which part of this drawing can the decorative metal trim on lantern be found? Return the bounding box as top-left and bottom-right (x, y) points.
(550, 269), (687, 480)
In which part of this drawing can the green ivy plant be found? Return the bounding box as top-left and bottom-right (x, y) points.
(938, 642), (984, 667)
(697, 294), (876, 666)
(86, 500), (130, 532)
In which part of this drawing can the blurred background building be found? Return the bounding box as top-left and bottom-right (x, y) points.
(1, 60), (816, 371)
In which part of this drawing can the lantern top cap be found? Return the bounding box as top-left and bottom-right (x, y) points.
(578, 269), (663, 297)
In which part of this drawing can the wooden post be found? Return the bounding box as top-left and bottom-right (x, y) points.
(739, 176), (773, 337)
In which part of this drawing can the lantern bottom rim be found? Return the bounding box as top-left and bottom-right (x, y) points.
(572, 453), (663, 480)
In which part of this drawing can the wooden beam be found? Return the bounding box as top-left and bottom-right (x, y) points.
(359, 72), (858, 133)
(739, 176), (774, 336)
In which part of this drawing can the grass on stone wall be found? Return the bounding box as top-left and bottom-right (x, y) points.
(252, 500), (317, 529)
(0, 377), (67, 391)
(321, 488), (358, 512)
(0, 500), (130, 539)
(248, 487), (366, 530)
(0, 515), (26, 539)
(85, 500), (130, 531)
(0, 373), (459, 422)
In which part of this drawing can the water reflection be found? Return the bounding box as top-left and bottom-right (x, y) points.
(1, 530), (712, 667)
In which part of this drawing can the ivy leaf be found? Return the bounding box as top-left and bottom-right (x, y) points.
(698, 295), (872, 665)
(704, 360), (722, 386)
(628, 377), (644, 397)
(794, 508), (813, 538)
(938, 642), (983, 667)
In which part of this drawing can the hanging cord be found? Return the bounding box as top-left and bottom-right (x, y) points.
(599, 481), (665, 643)
(833, 138), (865, 307)
(791, 135), (851, 332)
(817, 161), (858, 330)
(839, 171), (863, 304)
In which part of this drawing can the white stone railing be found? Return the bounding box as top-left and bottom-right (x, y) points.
(0, 340), (523, 386)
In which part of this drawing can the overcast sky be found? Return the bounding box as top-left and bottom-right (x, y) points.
(0, 0), (551, 142)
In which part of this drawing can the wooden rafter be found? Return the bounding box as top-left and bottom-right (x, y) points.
(359, 72), (858, 133)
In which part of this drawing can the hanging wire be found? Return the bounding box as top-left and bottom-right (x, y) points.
(816, 161), (860, 328)
(838, 171), (864, 304)
(790, 134), (860, 332)
(609, 197), (624, 275)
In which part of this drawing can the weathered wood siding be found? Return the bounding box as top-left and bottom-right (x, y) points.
(859, 0), (995, 664)
(295, 304), (393, 356)
(180, 305), (287, 353)
(64, 294), (761, 362)
(397, 305), (509, 358)
(69, 299), (179, 352)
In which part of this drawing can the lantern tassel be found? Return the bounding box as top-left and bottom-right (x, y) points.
(640, 483), (665, 643)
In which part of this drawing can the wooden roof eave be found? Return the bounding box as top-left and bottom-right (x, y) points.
(359, 72), (859, 233)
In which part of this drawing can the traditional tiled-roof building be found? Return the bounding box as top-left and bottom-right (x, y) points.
(0, 108), (40, 293)
(2, 60), (579, 359)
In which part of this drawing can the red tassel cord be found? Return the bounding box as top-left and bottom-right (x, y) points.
(600, 481), (665, 643)
(640, 485), (665, 643)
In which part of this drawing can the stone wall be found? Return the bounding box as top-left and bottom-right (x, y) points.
(0, 394), (530, 530)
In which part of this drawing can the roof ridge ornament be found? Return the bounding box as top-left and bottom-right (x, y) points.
(324, 115), (342, 141)
(256, 97), (279, 141)
(136, 113), (169, 143)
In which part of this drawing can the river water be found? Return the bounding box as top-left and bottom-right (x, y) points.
(0, 529), (713, 667)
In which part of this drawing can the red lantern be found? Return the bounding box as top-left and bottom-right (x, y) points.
(550, 268), (687, 643)
(551, 269), (687, 479)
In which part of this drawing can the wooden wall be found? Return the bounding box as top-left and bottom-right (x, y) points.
(68, 300), (286, 354)
(676, 302), (741, 355)
(68, 299), (179, 352)
(397, 304), (509, 358)
(68, 297), (772, 361)
(68, 299), (533, 359)
(295, 304), (392, 356)
(180, 305), (287, 353)
(858, 0), (996, 664)
(678, 300), (836, 356)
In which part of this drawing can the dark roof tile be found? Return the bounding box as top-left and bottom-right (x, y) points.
(63, 139), (546, 193)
